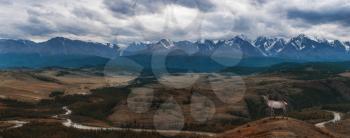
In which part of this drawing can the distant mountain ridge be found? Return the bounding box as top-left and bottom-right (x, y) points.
(122, 34), (350, 61)
(0, 37), (119, 58)
(1, 34), (350, 60)
(1, 35), (350, 69)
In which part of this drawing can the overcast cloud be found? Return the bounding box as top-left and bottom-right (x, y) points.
(0, 0), (349, 43)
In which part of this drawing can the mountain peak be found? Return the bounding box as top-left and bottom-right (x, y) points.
(159, 38), (173, 44)
(296, 34), (307, 38)
(158, 39), (174, 49)
(196, 39), (213, 44)
(293, 34), (320, 42)
(232, 34), (250, 42)
(256, 36), (268, 41)
(293, 34), (307, 41)
(237, 34), (249, 39)
(344, 42), (350, 51)
(1, 35), (350, 61)
(331, 40), (347, 50)
(49, 37), (69, 41)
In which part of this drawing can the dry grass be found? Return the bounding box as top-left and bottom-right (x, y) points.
(218, 117), (333, 138)
(0, 69), (135, 102)
(339, 72), (350, 78)
(106, 74), (251, 132)
(1, 69), (350, 137)
(326, 118), (350, 137)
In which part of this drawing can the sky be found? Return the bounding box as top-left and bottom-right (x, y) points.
(0, 0), (349, 44)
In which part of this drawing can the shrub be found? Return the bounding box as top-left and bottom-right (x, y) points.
(49, 91), (65, 98)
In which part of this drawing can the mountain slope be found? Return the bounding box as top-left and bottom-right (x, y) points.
(0, 54), (109, 68)
(279, 35), (350, 61)
(1, 35), (350, 69)
(219, 117), (332, 138)
(0, 37), (118, 58)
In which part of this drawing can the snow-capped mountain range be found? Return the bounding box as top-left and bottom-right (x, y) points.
(1, 34), (350, 62)
(122, 34), (350, 61)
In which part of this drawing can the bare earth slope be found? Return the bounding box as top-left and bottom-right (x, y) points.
(0, 69), (135, 102)
(218, 117), (334, 138)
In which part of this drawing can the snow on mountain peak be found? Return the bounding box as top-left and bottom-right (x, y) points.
(305, 35), (318, 42)
(254, 36), (286, 56)
(232, 34), (251, 42)
(344, 42), (350, 52)
(289, 34), (319, 50)
(330, 40), (349, 51)
(2, 35), (349, 61)
(158, 39), (175, 49)
(236, 34), (249, 40)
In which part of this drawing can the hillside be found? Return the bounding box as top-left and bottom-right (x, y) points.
(218, 117), (333, 138)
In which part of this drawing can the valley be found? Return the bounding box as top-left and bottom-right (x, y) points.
(1, 0), (349, 137)
(0, 63), (350, 138)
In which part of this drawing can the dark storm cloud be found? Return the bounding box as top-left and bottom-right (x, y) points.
(18, 16), (91, 36)
(0, 0), (13, 5)
(172, 0), (215, 12)
(232, 17), (253, 32)
(17, 8), (93, 36)
(252, 0), (267, 5)
(104, 0), (215, 17)
(16, 9), (59, 36)
(1, 0), (350, 43)
(104, 0), (137, 17)
(287, 6), (350, 26)
(18, 16), (56, 36)
(72, 7), (103, 21)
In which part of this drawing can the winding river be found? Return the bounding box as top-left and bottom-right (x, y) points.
(3, 107), (342, 137)
(315, 111), (341, 128)
(60, 106), (217, 137)
(61, 107), (343, 136)
(4, 120), (29, 129)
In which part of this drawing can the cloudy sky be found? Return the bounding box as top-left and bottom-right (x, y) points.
(0, 0), (349, 43)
